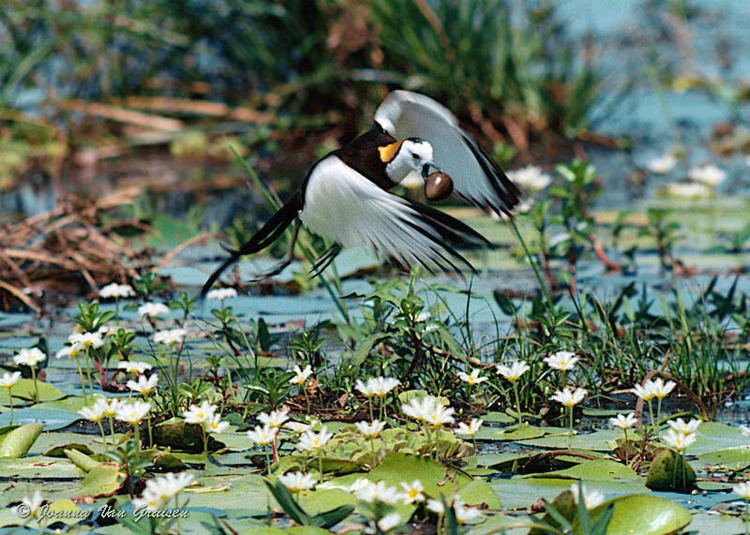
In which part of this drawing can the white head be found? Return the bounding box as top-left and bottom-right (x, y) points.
(380, 138), (435, 182)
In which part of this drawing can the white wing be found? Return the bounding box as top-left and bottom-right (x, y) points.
(374, 90), (521, 215)
(299, 156), (489, 273)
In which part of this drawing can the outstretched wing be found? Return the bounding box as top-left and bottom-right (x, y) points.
(300, 155), (490, 274)
(374, 90), (521, 215)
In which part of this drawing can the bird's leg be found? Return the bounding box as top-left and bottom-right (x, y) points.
(309, 244), (342, 278)
(251, 219), (301, 280)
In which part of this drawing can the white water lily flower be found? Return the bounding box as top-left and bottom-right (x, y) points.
(688, 163), (726, 187)
(378, 512), (402, 532)
(402, 395), (455, 427)
(667, 418), (701, 436)
(662, 429), (696, 452)
(127, 374), (159, 396)
(0, 371), (21, 389)
(206, 414), (230, 434)
(153, 328), (187, 347)
(13, 348), (46, 367)
(454, 497), (483, 524)
(398, 480), (425, 504)
(289, 364), (313, 385)
(278, 471), (317, 493)
(247, 424), (276, 446)
(99, 283), (136, 299)
(609, 412), (637, 430)
(354, 480), (400, 504)
(137, 302), (170, 318)
(633, 378), (675, 401)
(183, 401), (217, 425)
(69, 332), (104, 349)
(206, 288), (238, 301)
(666, 182), (712, 199)
(15, 490), (43, 519)
(355, 377), (400, 397)
(355, 420), (386, 438)
(297, 426), (333, 452)
(117, 361), (153, 375)
(259, 407), (290, 429)
(646, 153), (678, 174)
(457, 368), (487, 385)
(285, 421), (312, 434)
(79, 400), (108, 422)
(102, 398), (123, 418)
(133, 472), (194, 511)
(496, 361), (530, 381)
(115, 400), (151, 425)
(456, 418), (483, 437)
(552, 387), (587, 408)
(733, 482), (750, 500)
(427, 498), (445, 514)
(544, 351), (579, 371)
(55, 344), (83, 359)
(507, 165), (552, 191)
(570, 484), (605, 510)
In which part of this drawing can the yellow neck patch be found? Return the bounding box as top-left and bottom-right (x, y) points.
(378, 140), (404, 163)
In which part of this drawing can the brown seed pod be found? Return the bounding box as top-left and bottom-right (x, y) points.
(424, 171), (454, 201)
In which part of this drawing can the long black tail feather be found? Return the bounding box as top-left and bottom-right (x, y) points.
(201, 191), (303, 295)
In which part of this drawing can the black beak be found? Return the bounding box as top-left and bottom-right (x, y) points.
(421, 163), (438, 178)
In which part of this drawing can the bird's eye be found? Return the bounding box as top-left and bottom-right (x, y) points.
(411, 153), (419, 160)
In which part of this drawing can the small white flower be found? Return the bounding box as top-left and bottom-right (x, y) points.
(355, 420), (386, 438)
(662, 429), (696, 452)
(456, 418), (483, 437)
(182, 401), (217, 425)
(278, 471), (317, 492)
(355, 377), (400, 397)
(0, 371), (21, 389)
(666, 182), (712, 199)
(206, 414), (230, 434)
(127, 374), (159, 396)
(399, 480), (425, 504)
(258, 407), (289, 428)
(507, 165), (552, 192)
(646, 153), (678, 174)
(733, 481), (750, 500)
(137, 302), (170, 318)
(15, 490), (43, 518)
(457, 368), (487, 385)
(289, 364), (313, 385)
(79, 399), (108, 423)
(402, 395), (455, 427)
(13, 348), (46, 367)
(544, 351), (579, 371)
(667, 418), (701, 436)
(297, 426), (333, 452)
(552, 387), (587, 408)
(609, 412), (637, 430)
(117, 361), (153, 375)
(99, 283), (136, 299)
(69, 332), (104, 349)
(115, 400), (151, 425)
(633, 378), (675, 401)
(133, 473), (194, 510)
(496, 361), (530, 382)
(378, 512), (401, 532)
(102, 398), (123, 418)
(688, 163), (726, 187)
(570, 484), (605, 510)
(206, 288), (238, 301)
(740, 425), (750, 437)
(152, 328), (187, 347)
(285, 421), (312, 434)
(354, 480), (400, 504)
(55, 344), (83, 359)
(247, 424), (276, 446)
(454, 497), (483, 524)
(427, 498), (445, 514)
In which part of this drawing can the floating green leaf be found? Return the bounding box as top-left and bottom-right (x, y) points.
(0, 423), (42, 458)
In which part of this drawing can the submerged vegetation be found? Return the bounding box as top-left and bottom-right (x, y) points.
(2, 1), (750, 534)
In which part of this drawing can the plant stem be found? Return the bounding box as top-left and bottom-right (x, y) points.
(76, 360), (88, 403)
(648, 400), (656, 437)
(134, 424), (141, 449)
(512, 382), (522, 426)
(97, 420), (107, 446)
(30, 366), (38, 403)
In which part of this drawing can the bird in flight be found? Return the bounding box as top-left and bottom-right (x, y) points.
(202, 90), (521, 295)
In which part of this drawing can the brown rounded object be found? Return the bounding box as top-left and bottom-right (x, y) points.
(424, 171), (454, 201)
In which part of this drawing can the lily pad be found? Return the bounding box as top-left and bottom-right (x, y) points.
(0, 379), (66, 403)
(521, 459), (639, 482)
(79, 464), (125, 497)
(520, 429), (621, 451)
(580, 494), (691, 535)
(696, 446), (750, 470)
(0, 423), (42, 457)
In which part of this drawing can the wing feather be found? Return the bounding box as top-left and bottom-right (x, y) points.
(299, 156), (488, 273)
(374, 90), (521, 215)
